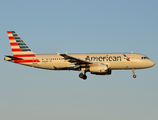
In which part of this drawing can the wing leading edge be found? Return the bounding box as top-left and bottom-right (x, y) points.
(57, 53), (92, 65)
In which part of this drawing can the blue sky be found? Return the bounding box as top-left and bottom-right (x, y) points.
(0, 0), (158, 120)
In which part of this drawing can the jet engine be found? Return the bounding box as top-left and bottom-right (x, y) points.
(89, 64), (112, 75)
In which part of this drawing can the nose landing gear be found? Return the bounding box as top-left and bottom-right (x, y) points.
(133, 74), (136, 78)
(132, 69), (137, 78)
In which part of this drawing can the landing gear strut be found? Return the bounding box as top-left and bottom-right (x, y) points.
(132, 69), (136, 78)
(79, 71), (87, 80)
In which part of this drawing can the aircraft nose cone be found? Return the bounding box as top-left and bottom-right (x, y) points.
(150, 60), (155, 67)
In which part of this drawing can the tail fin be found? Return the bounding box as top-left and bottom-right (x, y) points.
(7, 31), (35, 56)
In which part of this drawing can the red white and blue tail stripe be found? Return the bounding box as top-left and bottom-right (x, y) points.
(7, 31), (40, 63)
(7, 31), (34, 54)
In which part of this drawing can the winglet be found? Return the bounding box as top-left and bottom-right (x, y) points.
(56, 52), (60, 56)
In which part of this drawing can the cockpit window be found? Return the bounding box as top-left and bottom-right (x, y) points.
(141, 57), (149, 59)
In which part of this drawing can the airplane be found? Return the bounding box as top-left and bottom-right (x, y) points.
(4, 31), (155, 80)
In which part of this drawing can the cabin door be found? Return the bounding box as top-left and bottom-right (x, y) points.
(131, 54), (136, 63)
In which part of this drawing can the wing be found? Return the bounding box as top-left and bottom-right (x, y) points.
(58, 53), (92, 65)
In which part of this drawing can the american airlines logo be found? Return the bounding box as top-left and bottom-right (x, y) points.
(123, 54), (130, 61)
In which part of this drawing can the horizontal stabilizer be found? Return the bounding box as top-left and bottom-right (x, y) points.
(4, 55), (23, 61)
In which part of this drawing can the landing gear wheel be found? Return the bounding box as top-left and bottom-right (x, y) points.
(132, 69), (136, 78)
(83, 75), (87, 80)
(79, 73), (84, 78)
(79, 72), (87, 80)
(133, 75), (136, 78)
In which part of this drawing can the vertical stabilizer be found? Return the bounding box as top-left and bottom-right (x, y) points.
(7, 31), (40, 64)
(7, 31), (35, 56)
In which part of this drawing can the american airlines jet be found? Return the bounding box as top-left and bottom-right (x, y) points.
(4, 31), (155, 80)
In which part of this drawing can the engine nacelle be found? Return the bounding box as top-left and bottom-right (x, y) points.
(89, 64), (108, 73)
(89, 64), (111, 75)
(90, 69), (112, 75)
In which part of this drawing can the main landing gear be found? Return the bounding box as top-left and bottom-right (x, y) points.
(132, 69), (136, 78)
(79, 71), (87, 80)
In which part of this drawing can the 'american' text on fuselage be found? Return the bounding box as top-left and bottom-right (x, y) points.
(85, 55), (121, 62)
